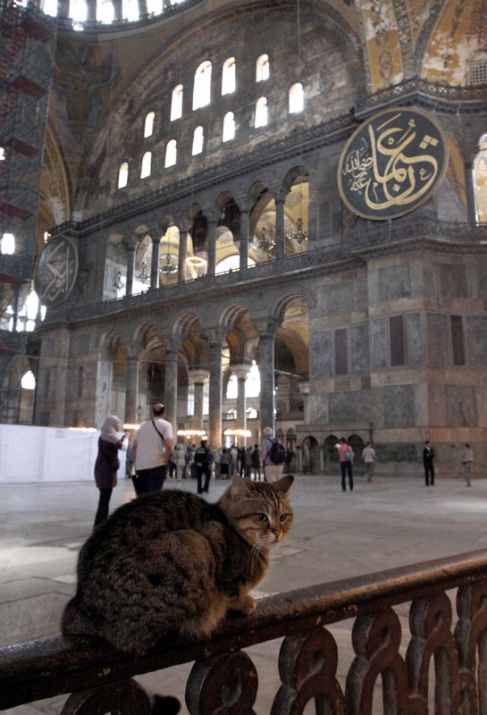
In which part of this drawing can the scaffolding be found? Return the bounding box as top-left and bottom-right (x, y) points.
(0, 0), (57, 422)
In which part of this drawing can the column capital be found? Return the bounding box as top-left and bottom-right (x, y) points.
(232, 362), (252, 380)
(189, 368), (209, 384)
(269, 184), (288, 204)
(255, 318), (280, 339)
(236, 195), (254, 213)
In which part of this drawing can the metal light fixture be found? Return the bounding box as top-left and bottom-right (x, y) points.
(160, 253), (178, 275)
(251, 226), (276, 254)
(112, 270), (124, 290)
(136, 260), (150, 283)
(286, 217), (308, 243)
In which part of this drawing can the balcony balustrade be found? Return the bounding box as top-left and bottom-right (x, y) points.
(2, 549), (487, 713)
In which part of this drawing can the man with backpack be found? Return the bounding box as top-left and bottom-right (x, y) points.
(194, 439), (213, 494)
(260, 426), (286, 482)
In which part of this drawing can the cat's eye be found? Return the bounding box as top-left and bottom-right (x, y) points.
(279, 514), (289, 522)
(258, 513), (269, 523)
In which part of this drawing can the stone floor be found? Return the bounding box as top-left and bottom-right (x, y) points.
(1, 470), (486, 714)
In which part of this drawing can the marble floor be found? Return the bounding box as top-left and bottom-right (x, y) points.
(1, 471), (487, 714)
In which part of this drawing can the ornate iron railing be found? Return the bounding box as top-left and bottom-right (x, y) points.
(2, 550), (487, 713)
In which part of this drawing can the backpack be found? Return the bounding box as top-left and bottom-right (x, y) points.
(269, 438), (286, 465)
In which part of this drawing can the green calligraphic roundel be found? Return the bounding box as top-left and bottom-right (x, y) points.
(338, 107), (448, 221)
(34, 235), (78, 307)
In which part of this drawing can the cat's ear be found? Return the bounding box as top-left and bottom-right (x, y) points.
(274, 475), (294, 494)
(229, 473), (254, 497)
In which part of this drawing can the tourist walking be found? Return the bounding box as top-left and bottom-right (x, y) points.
(260, 426), (286, 483)
(362, 441), (376, 482)
(337, 437), (354, 492)
(132, 403), (173, 494)
(194, 439), (213, 494)
(460, 443), (474, 486)
(93, 415), (127, 528)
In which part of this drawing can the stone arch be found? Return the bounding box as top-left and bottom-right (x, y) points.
(301, 434), (321, 474)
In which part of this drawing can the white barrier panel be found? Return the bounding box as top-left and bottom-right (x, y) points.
(0, 425), (126, 483)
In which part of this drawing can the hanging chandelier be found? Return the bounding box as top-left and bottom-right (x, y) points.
(250, 227), (276, 254)
(136, 260), (150, 283)
(160, 253), (178, 275)
(112, 270), (124, 290)
(286, 217), (308, 243)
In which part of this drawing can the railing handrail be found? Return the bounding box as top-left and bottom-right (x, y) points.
(2, 548), (487, 711)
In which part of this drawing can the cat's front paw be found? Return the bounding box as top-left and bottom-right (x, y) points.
(229, 593), (256, 616)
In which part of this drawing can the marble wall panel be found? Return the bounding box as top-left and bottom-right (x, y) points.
(406, 313), (423, 366)
(445, 385), (478, 427)
(308, 392), (329, 423)
(371, 317), (387, 368)
(426, 313), (448, 367)
(309, 331), (333, 378)
(70, 334), (91, 357)
(350, 324), (370, 374)
(440, 264), (467, 298)
(329, 389), (374, 423)
(466, 316), (487, 366)
(321, 282), (354, 313)
(383, 385), (415, 428)
(379, 264), (412, 301)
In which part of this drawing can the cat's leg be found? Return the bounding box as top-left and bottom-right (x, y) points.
(227, 585), (256, 615)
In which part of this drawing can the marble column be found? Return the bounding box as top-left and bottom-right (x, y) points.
(164, 348), (178, 429)
(150, 234), (161, 290)
(124, 356), (140, 424)
(189, 369), (208, 431)
(464, 159), (477, 226)
(125, 242), (135, 296)
(235, 364), (251, 440)
(208, 338), (223, 446)
(258, 326), (277, 434)
(237, 196), (252, 271)
(178, 225), (189, 284)
(206, 212), (219, 277)
(274, 189), (287, 260)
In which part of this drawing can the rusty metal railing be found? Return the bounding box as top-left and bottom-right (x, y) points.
(1, 550), (487, 713)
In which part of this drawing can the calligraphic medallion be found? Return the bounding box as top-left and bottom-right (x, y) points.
(338, 107), (448, 220)
(34, 235), (78, 307)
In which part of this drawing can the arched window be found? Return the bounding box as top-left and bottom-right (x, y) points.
(192, 126), (204, 155)
(255, 97), (268, 128)
(222, 111), (235, 142)
(144, 111), (155, 138)
(141, 151), (152, 178)
(21, 370), (36, 390)
(146, 0), (162, 15)
(474, 133), (487, 223)
(165, 139), (177, 168)
(193, 61), (212, 110)
(70, 0), (87, 21)
(256, 54), (270, 82)
(170, 84), (183, 121)
(97, 0), (114, 22)
(469, 52), (487, 85)
(1, 232), (15, 254)
(122, 0), (138, 21)
(222, 57), (236, 95)
(118, 162), (128, 189)
(289, 82), (304, 114)
(42, 0), (58, 16)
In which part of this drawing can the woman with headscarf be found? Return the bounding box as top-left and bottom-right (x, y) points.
(93, 415), (126, 529)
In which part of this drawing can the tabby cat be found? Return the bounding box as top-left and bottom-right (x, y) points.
(62, 474), (294, 655)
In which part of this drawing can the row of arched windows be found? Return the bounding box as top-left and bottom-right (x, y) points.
(118, 85), (304, 187)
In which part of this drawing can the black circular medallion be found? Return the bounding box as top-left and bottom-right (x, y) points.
(338, 107), (448, 221)
(34, 235), (78, 307)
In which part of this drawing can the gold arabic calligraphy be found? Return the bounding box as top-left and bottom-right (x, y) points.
(37, 238), (77, 305)
(341, 111), (444, 216)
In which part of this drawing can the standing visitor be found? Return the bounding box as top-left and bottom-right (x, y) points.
(460, 443), (474, 487)
(361, 441), (376, 482)
(132, 403), (173, 494)
(219, 447), (231, 479)
(251, 444), (262, 481)
(260, 426), (286, 483)
(337, 437), (354, 492)
(423, 440), (435, 487)
(194, 439), (213, 494)
(93, 416), (127, 529)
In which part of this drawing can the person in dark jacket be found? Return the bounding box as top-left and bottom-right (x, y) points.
(93, 415), (126, 529)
